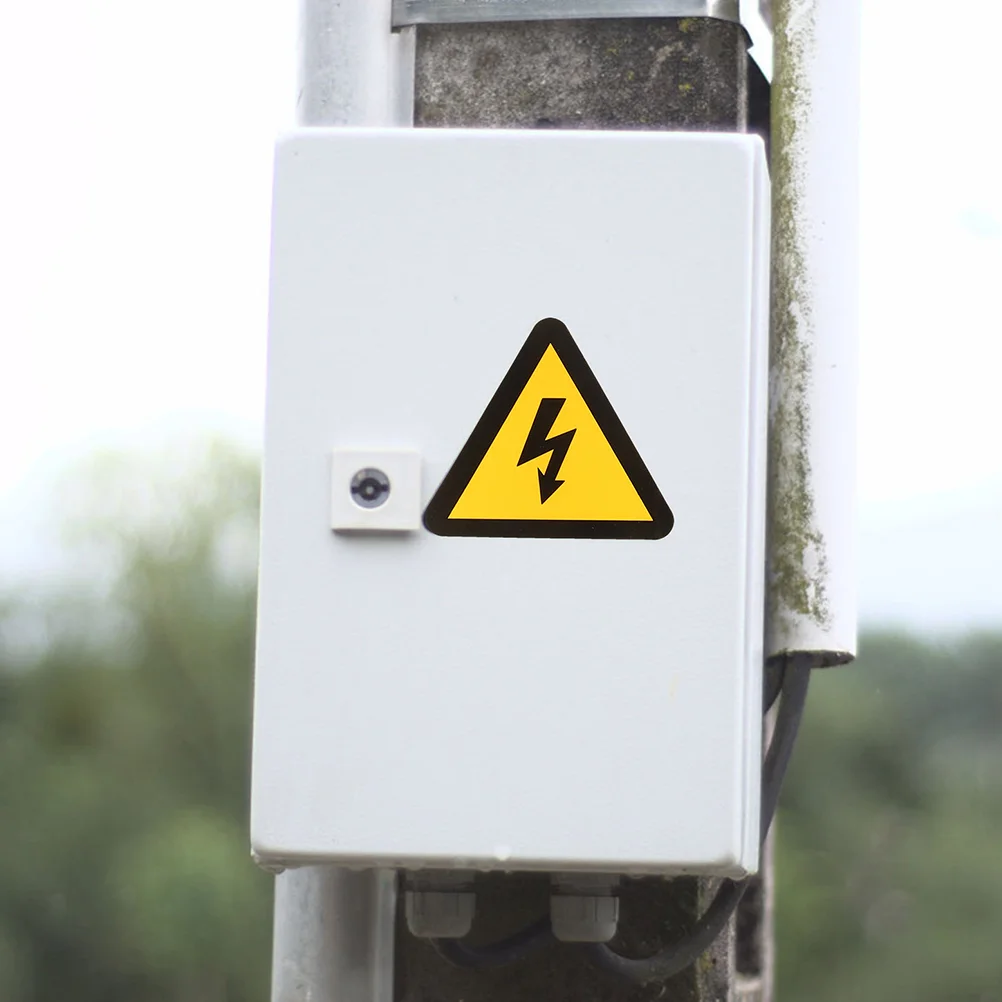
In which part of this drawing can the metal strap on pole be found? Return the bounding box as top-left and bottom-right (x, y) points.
(393, 0), (775, 81)
(393, 0), (739, 26)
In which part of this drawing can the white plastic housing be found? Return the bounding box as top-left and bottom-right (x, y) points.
(767, 0), (860, 664)
(253, 129), (770, 877)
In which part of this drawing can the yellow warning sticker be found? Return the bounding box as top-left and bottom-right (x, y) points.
(423, 318), (673, 539)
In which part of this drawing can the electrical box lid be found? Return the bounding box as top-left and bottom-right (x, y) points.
(252, 128), (769, 878)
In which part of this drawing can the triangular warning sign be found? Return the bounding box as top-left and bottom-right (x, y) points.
(424, 318), (674, 539)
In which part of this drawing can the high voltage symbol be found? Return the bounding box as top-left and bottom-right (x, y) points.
(423, 318), (674, 540)
(518, 398), (576, 504)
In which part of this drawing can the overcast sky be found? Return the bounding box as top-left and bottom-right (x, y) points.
(1, 0), (1000, 632)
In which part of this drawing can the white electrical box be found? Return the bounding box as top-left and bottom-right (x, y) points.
(252, 129), (770, 878)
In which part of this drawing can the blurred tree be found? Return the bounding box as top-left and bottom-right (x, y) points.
(0, 440), (270, 1002)
(777, 633), (1002, 1002)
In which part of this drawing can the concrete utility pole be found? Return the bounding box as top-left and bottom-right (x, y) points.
(268, 2), (859, 1001)
(396, 11), (764, 1002)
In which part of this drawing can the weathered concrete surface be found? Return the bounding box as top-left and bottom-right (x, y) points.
(399, 17), (759, 1002)
(415, 19), (748, 130)
(766, 0), (859, 665)
(766, 0), (828, 649)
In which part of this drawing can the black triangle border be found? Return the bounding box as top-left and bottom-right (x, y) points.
(423, 317), (675, 540)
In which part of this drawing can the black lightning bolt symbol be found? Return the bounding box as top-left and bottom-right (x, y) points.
(517, 398), (577, 504)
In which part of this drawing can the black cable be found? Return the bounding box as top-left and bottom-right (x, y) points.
(430, 915), (553, 969)
(425, 656), (812, 980)
(587, 877), (748, 985)
(763, 657), (787, 713)
(583, 655), (812, 986)
(760, 656), (811, 836)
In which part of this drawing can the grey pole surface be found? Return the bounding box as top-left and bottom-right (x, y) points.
(271, 4), (411, 1002)
(272, 868), (398, 1002)
(397, 20), (761, 1002)
(297, 0), (414, 126)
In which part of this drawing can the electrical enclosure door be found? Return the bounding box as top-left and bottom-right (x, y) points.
(252, 129), (770, 878)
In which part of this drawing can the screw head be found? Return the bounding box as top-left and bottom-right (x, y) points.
(350, 468), (391, 509)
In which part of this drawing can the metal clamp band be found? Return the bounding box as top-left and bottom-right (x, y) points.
(392, 0), (740, 27)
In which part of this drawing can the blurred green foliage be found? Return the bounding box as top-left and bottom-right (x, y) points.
(0, 443), (270, 1002)
(777, 633), (1002, 1002)
(1, 442), (1001, 1001)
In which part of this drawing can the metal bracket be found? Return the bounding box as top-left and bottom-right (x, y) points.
(393, 0), (740, 27)
(392, 0), (773, 81)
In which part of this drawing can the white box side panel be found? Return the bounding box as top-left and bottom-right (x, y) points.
(740, 146), (771, 868)
(252, 130), (767, 876)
